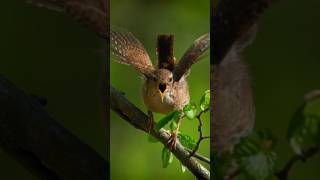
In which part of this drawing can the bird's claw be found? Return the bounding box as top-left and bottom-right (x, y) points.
(167, 131), (178, 150)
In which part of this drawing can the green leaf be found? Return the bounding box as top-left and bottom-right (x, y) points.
(169, 121), (178, 132)
(180, 163), (187, 173)
(162, 146), (173, 168)
(147, 134), (158, 143)
(287, 97), (320, 155)
(238, 151), (277, 180)
(156, 111), (181, 131)
(183, 103), (197, 120)
(178, 133), (197, 150)
(234, 130), (277, 180)
(200, 90), (210, 111)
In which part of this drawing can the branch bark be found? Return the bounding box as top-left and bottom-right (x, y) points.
(0, 75), (108, 179)
(110, 86), (210, 180)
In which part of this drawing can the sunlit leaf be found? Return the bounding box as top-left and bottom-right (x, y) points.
(156, 111), (181, 131)
(169, 121), (178, 132)
(200, 90), (210, 111)
(183, 103), (197, 120)
(287, 97), (320, 155)
(162, 146), (173, 168)
(178, 133), (197, 150)
(234, 130), (277, 180)
(238, 151), (277, 180)
(180, 163), (187, 173)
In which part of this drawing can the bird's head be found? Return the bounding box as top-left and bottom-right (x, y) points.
(150, 69), (174, 102)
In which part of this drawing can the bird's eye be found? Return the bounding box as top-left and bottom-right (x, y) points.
(169, 77), (173, 82)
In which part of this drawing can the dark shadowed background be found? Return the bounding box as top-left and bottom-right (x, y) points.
(238, 0), (320, 179)
(110, 0), (210, 179)
(0, 1), (107, 179)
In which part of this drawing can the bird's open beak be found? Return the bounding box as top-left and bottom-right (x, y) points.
(159, 91), (165, 102)
(159, 83), (167, 102)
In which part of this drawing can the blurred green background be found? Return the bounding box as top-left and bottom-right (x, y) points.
(0, 1), (106, 179)
(110, 0), (210, 179)
(237, 0), (320, 179)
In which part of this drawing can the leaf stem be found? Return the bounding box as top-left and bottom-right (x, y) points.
(275, 145), (320, 180)
(190, 108), (210, 157)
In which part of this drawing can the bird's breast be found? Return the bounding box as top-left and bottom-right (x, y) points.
(141, 80), (189, 114)
(142, 88), (175, 114)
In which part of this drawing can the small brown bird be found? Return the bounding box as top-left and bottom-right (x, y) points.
(213, 26), (256, 156)
(111, 28), (210, 148)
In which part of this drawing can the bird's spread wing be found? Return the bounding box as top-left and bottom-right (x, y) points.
(173, 33), (210, 81)
(111, 28), (155, 76)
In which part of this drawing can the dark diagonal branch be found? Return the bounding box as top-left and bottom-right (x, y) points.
(110, 86), (210, 180)
(27, 0), (108, 40)
(0, 75), (108, 179)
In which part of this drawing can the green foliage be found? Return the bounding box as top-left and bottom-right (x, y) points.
(170, 121), (178, 132)
(214, 92), (320, 179)
(162, 146), (173, 168)
(287, 97), (320, 155)
(180, 163), (187, 173)
(234, 130), (278, 180)
(183, 103), (197, 120)
(200, 90), (210, 111)
(156, 111), (181, 131)
(178, 133), (197, 150)
(152, 90), (210, 170)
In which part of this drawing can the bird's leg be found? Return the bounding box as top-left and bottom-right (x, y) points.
(147, 110), (155, 133)
(168, 114), (183, 150)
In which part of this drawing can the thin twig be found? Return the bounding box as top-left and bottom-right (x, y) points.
(275, 145), (320, 180)
(190, 108), (210, 157)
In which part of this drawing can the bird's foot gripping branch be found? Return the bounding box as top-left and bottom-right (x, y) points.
(148, 90), (211, 170)
(110, 86), (210, 179)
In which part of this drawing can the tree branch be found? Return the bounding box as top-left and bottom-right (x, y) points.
(0, 75), (108, 179)
(27, 0), (108, 40)
(276, 145), (320, 180)
(185, 149), (210, 164)
(110, 86), (210, 180)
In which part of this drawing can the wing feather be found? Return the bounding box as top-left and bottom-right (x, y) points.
(173, 33), (210, 81)
(110, 28), (155, 76)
